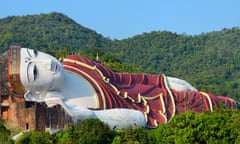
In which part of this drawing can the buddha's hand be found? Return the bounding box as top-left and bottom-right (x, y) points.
(44, 97), (62, 107)
(43, 91), (65, 107)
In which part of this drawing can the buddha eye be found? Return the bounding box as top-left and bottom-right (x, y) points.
(33, 50), (38, 57)
(33, 65), (38, 81)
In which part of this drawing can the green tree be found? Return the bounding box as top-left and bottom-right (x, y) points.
(53, 119), (115, 144)
(0, 119), (12, 144)
(151, 108), (240, 144)
(74, 119), (114, 144)
(15, 131), (53, 144)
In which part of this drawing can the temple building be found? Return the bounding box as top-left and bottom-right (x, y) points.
(0, 93), (69, 131)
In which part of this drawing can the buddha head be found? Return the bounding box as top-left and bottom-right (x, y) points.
(0, 46), (64, 102)
(20, 47), (64, 92)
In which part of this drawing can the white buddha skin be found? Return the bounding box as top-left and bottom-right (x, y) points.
(19, 48), (197, 129)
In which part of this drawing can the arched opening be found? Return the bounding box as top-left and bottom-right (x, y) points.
(25, 123), (29, 130)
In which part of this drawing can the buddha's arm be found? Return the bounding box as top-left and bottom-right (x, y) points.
(37, 91), (145, 129)
(60, 101), (146, 129)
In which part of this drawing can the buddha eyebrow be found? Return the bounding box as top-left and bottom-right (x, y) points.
(26, 48), (32, 57)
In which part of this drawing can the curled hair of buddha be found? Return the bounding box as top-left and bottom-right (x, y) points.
(0, 45), (25, 95)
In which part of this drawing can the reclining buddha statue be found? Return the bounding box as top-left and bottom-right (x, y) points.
(1, 46), (239, 129)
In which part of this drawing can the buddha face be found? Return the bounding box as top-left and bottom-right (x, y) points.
(20, 48), (64, 93)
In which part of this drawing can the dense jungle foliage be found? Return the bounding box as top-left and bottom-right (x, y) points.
(0, 12), (240, 100)
(2, 107), (240, 144)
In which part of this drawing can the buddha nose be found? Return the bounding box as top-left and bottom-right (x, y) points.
(44, 59), (52, 71)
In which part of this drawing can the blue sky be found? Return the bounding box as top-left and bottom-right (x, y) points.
(1, 0), (239, 39)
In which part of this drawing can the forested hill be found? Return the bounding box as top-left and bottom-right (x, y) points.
(0, 12), (112, 53)
(108, 29), (240, 99)
(0, 12), (240, 100)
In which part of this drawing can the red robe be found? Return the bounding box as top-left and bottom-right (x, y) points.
(63, 55), (237, 128)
